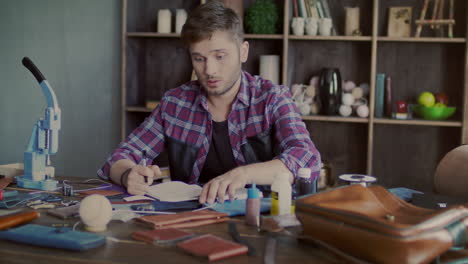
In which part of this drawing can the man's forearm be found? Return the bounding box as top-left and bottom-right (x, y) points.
(234, 159), (293, 185)
(109, 159), (136, 186)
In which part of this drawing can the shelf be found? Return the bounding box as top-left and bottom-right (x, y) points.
(289, 35), (372, 42)
(127, 32), (180, 38)
(122, 0), (468, 193)
(373, 118), (462, 127)
(301, 115), (368, 123)
(245, 34), (283, 40)
(377, 37), (466, 43)
(126, 106), (154, 113)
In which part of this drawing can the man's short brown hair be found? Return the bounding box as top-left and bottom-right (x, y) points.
(181, 1), (244, 45)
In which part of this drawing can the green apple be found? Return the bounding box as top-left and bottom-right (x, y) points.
(434, 102), (447, 108)
(418, 92), (435, 107)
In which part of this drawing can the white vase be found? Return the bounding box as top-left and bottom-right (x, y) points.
(305, 17), (318, 36)
(319, 18), (332, 36)
(175, 9), (187, 34)
(291, 17), (305, 36)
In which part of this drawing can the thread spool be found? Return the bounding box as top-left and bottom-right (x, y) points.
(339, 174), (376, 187)
(157, 9), (171, 33)
(259, 55), (280, 84)
(79, 194), (112, 232)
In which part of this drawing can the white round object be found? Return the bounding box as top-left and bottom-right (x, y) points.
(343, 80), (356, 92)
(339, 105), (352, 117)
(309, 76), (319, 87)
(310, 103), (319, 114)
(351, 87), (364, 99)
(298, 103), (311, 116)
(356, 105), (369, 118)
(359, 83), (370, 95)
(79, 194), (113, 232)
(304, 85), (316, 97)
(339, 174), (377, 186)
(342, 93), (354, 106)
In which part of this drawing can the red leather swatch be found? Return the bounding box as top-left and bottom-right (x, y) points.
(177, 234), (248, 261)
(131, 228), (193, 245)
(136, 209), (229, 229)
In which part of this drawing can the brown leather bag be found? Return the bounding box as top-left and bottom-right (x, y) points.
(295, 184), (468, 264)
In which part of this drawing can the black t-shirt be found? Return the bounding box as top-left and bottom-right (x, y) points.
(198, 121), (237, 184)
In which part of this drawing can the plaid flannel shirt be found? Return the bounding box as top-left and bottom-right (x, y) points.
(98, 71), (321, 183)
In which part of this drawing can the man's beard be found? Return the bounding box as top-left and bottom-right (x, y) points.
(203, 68), (241, 97)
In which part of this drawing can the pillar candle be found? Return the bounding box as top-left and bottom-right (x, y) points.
(157, 9), (171, 33)
(260, 55), (280, 84)
(345, 7), (360, 36)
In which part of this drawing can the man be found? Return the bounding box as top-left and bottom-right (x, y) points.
(98, 1), (321, 204)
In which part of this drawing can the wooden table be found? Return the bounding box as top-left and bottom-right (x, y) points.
(0, 178), (340, 264)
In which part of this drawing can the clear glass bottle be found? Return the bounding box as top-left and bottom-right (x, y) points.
(296, 168), (316, 196)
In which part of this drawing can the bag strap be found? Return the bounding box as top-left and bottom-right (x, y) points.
(296, 234), (372, 264)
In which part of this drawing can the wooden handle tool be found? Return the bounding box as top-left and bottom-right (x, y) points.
(0, 211), (40, 230)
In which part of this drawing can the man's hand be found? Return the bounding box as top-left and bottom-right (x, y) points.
(199, 168), (249, 204)
(125, 165), (161, 195)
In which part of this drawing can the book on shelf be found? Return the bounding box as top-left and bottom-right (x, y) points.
(317, 0), (337, 35)
(375, 73), (386, 118)
(298, 0), (308, 18)
(292, 0), (299, 17)
(315, 0), (325, 18)
(308, 0), (319, 19)
(304, 0), (311, 17)
(384, 76), (392, 117)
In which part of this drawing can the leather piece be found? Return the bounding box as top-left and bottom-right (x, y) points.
(0, 177), (13, 190)
(131, 228), (193, 244)
(296, 184), (468, 264)
(136, 209), (229, 229)
(177, 234), (248, 261)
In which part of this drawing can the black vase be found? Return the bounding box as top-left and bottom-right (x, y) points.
(319, 68), (342, 115)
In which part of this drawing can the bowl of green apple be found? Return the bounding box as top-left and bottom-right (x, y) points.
(413, 92), (456, 121)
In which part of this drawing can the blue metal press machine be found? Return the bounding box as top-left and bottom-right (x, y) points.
(16, 57), (61, 191)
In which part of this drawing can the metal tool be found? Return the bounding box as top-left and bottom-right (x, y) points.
(16, 57), (61, 191)
(228, 222), (257, 256)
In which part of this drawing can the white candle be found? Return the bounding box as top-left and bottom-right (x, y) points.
(260, 55), (280, 84)
(345, 7), (360, 36)
(157, 9), (171, 33)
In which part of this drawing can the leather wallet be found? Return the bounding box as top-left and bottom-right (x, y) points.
(177, 234), (248, 261)
(131, 228), (194, 245)
(136, 209), (228, 229)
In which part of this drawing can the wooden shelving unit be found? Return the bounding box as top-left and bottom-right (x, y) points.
(121, 0), (467, 192)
